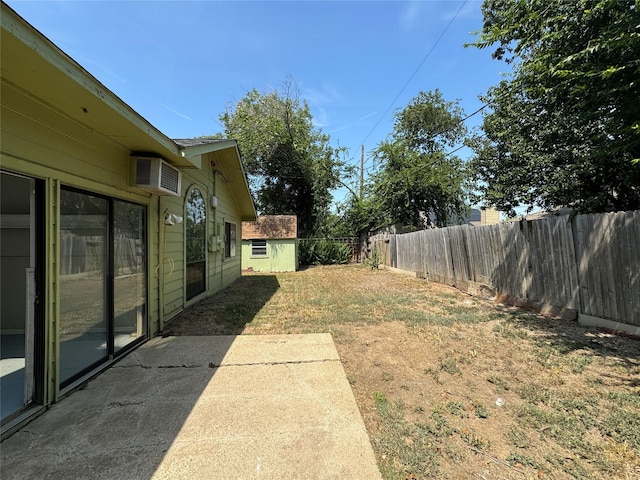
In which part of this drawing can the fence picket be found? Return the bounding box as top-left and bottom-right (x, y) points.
(368, 210), (639, 328)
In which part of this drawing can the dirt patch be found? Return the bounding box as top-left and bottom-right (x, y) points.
(164, 264), (640, 479)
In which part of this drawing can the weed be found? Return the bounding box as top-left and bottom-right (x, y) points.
(446, 401), (468, 418)
(373, 392), (441, 479)
(471, 401), (489, 419)
(486, 374), (510, 393)
(493, 322), (529, 339)
(568, 353), (594, 373)
(600, 407), (640, 451)
(459, 430), (490, 450)
(608, 390), (640, 408)
(439, 357), (461, 376)
(429, 410), (453, 438)
(506, 452), (541, 469)
(424, 367), (441, 384)
(514, 382), (550, 405)
(381, 371), (394, 382)
(506, 427), (531, 449)
(544, 452), (591, 479)
(364, 246), (384, 270)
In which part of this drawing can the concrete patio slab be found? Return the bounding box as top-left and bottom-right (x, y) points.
(0, 334), (381, 480)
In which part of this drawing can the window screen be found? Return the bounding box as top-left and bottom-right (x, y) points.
(251, 239), (267, 256)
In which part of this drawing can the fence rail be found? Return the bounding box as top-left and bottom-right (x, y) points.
(368, 210), (640, 330)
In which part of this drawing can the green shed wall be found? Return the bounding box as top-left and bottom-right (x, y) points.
(241, 239), (298, 272)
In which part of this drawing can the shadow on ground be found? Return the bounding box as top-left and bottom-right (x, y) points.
(162, 274), (280, 336)
(497, 306), (640, 387)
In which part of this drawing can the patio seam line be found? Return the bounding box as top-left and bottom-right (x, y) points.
(111, 358), (341, 370)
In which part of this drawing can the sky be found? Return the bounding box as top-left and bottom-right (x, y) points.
(6, 0), (509, 207)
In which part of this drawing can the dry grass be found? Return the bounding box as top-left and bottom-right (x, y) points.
(164, 264), (640, 480)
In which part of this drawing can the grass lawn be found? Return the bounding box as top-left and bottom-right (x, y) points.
(163, 264), (640, 480)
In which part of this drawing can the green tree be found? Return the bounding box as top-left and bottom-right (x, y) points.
(332, 192), (386, 237)
(468, 0), (640, 216)
(371, 90), (469, 228)
(219, 79), (347, 237)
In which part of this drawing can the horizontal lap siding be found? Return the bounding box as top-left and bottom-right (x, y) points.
(215, 171), (243, 290)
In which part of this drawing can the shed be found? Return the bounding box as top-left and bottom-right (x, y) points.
(242, 216), (298, 272)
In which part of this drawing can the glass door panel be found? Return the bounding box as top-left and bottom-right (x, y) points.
(59, 190), (108, 386)
(0, 172), (39, 421)
(113, 201), (146, 352)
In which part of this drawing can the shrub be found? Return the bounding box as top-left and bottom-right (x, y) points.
(299, 239), (352, 265)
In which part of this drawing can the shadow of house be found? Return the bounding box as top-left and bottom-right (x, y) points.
(162, 275), (281, 336)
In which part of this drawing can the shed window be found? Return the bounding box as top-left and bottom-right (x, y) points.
(224, 222), (236, 258)
(251, 239), (267, 256)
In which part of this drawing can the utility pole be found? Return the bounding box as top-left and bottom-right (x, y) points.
(360, 144), (364, 201)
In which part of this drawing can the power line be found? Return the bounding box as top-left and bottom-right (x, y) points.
(360, 0), (469, 146)
(361, 101), (489, 173)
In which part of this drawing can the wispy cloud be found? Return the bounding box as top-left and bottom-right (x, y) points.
(161, 104), (192, 121)
(398, 1), (423, 31)
(312, 107), (329, 127)
(72, 56), (127, 85)
(358, 111), (378, 122)
(302, 82), (342, 106)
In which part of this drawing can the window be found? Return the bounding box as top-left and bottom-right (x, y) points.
(224, 222), (236, 258)
(186, 188), (206, 300)
(251, 239), (267, 257)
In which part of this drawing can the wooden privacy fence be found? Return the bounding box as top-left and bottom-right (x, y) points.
(368, 210), (640, 330)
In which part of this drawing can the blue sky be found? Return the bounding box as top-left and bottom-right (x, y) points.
(6, 0), (509, 206)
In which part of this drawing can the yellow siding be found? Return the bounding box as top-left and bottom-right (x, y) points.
(2, 77), (250, 350)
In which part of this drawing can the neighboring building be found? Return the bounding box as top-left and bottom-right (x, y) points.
(242, 216), (298, 272)
(430, 208), (501, 227)
(0, 3), (256, 438)
(370, 208), (502, 236)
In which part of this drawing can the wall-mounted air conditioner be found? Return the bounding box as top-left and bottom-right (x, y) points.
(132, 156), (182, 196)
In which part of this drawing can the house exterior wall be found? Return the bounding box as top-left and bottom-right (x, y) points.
(159, 155), (243, 322)
(241, 239), (298, 272)
(1, 79), (155, 406)
(0, 76), (248, 420)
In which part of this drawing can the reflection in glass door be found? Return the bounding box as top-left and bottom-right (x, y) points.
(113, 201), (146, 352)
(59, 190), (108, 385)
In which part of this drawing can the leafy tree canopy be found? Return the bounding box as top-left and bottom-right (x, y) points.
(219, 79), (349, 237)
(370, 90), (470, 229)
(468, 0), (640, 215)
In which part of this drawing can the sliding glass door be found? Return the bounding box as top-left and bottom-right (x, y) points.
(113, 200), (146, 352)
(59, 189), (146, 387)
(59, 190), (109, 385)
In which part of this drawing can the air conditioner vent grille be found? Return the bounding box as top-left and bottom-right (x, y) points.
(160, 162), (180, 193)
(132, 156), (181, 196)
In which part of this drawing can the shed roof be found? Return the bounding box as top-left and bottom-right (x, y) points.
(243, 215), (297, 240)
